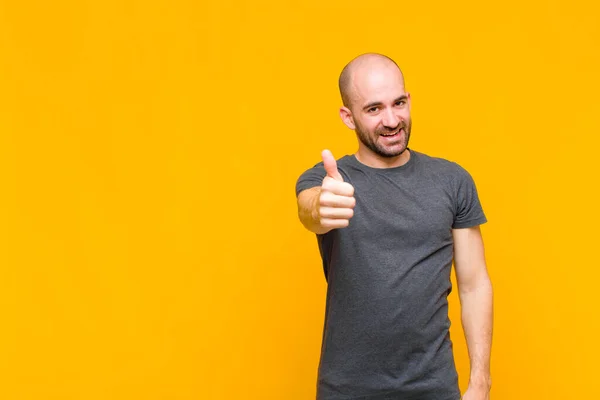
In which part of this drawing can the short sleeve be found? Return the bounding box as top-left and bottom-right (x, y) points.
(295, 162), (327, 197)
(452, 164), (487, 229)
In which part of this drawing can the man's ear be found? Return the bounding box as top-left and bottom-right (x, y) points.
(339, 106), (356, 130)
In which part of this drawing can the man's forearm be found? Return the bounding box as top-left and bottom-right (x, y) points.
(459, 276), (494, 389)
(297, 187), (330, 235)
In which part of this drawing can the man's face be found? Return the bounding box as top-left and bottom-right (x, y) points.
(347, 66), (412, 158)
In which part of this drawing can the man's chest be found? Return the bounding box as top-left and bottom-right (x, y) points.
(345, 173), (456, 245)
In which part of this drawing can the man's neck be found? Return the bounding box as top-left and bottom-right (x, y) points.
(355, 148), (411, 169)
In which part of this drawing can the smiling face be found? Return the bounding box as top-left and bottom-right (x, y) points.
(339, 58), (412, 166)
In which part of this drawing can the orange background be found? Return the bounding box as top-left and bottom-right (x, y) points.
(1, 1), (598, 399)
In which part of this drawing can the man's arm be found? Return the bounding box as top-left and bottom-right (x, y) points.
(452, 225), (493, 399)
(297, 187), (330, 235)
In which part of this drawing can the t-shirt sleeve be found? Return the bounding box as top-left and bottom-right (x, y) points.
(452, 164), (487, 229)
(295, 162), (326, 197)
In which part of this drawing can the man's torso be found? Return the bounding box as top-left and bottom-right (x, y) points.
(296, 150), (486, 400)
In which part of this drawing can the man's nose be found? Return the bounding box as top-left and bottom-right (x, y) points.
(382, 108), (401, 129)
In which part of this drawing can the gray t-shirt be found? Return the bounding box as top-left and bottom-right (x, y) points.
(295, 149), (487, 400)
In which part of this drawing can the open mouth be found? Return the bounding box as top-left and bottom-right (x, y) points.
(380, 128), (403, 138)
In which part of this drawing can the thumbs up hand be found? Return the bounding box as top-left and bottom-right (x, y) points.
(318, 150), (356, 230)
(322, 149), (344, 182)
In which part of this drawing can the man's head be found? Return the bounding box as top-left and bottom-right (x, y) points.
(338, 53), (412, 161)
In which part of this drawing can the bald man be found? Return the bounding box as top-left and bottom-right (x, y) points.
(296, 54), (493, 400)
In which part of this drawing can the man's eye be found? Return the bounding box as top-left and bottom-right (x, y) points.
(395, 100), (405, 106)
(368, 107), (378, 113)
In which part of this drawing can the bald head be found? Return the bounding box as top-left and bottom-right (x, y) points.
(338, 53), (405, 108)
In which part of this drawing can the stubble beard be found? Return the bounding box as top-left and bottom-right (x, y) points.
(356, 118), (412, 158)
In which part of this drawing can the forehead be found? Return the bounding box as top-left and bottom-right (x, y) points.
(351, 65), (406, 105)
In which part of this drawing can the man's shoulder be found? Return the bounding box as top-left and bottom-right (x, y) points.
(412, 149), (466, 177)
(335, 154), (355, 165)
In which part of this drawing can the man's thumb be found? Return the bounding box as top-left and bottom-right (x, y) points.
(322, 149), (343, 181)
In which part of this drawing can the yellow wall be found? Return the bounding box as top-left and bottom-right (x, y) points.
(1, 0), (598, 398)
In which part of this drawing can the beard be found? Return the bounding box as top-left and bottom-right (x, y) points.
(355, 118), (412, 158)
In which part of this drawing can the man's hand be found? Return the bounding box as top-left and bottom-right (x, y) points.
(317, 150), (356, 231)
(462, 384), (490, 400)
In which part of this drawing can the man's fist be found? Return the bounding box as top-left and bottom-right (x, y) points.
(319, 150), (356, 230)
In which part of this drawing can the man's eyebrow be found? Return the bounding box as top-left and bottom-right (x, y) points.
(362, 95), (408, 110)
(363, 101), (383, 110)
